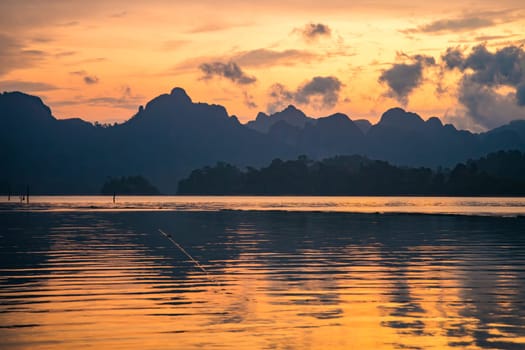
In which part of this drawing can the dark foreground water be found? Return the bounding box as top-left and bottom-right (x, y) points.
(1, 209), (525, 349)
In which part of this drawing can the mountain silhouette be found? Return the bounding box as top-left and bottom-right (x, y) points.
(1, 88), (525, 194)
(353, 119), (372, 134)
(365, 107), (482, 166)
(114, 87), (295, 192)
(246, 105), (315, 133)
(245, 105), (524, 167)
(0, 88), (293, 194)
(275, 113), (365, 159)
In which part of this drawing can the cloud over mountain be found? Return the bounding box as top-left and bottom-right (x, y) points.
(442, 44), (525, 129)
(379, 54), (435, 105)
(267, 76), (342, 113)
(295, 76), (342, 107)
(199, 61), (256, 85)
(443, 45), (524, 87)
(456, 79), (525, 129)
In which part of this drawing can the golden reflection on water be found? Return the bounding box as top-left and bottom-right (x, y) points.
(2, 195), (525, 216)
(1, 211), (524, 349)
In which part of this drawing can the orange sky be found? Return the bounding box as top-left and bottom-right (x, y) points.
(1, 0), (525, 130)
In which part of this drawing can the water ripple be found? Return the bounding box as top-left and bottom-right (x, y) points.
(1, 210), (524, 349)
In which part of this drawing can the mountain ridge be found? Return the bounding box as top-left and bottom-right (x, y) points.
(1, 87), (525, 194)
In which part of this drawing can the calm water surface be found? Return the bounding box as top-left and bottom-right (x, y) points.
(1, 197), (524, 349)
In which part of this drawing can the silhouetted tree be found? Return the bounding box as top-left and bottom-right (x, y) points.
(177, 151), (525, 196)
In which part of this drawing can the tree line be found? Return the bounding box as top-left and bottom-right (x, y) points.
(177, 151), (525, 196)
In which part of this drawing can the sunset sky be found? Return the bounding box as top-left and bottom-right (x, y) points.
(1, 0), (525, 130)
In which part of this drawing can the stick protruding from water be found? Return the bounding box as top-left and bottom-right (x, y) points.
(158, 229), (211, 278)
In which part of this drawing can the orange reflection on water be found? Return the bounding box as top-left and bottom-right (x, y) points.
(1, 211), (525, 349)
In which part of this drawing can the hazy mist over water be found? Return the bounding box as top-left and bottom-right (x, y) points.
(1, 201), (525, 349)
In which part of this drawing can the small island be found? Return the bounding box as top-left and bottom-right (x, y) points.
(101, 176), (160, 195)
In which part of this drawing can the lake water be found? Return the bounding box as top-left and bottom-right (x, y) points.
(2, 195), (525, 216)
(1, 197), (525, 349)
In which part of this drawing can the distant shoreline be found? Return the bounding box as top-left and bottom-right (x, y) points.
(3, 194), (525, 197)
(1, 196), (525, 218)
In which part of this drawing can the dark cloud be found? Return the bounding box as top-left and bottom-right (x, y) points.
(267, 83), (295, 113)
(22, 49), (46, 56)
(0, 80), (59, 92)
(442, 44), (525, 91)
(517, 84), (525, 106)
(295, 76), (342, 108)
(456, 79), (525, 129)
(402, 10), (520, 35)
(474, 34), (519, 42)
(466, 45), (523, 86)
(379, 54), (436, 105)
(243, 91), (257, 109)
(406, 17), (493, 34)
(442, 47), (465, 70)
(441, 44), (525, 128)
(83, 75), (99, 84)
(267, 76), (342, 113)
(70, 70), (99, 84)
(55, 50), (76, 58)
(173, 49), (321, 73)
(296, 23), (332, 41)
(199, 61), (256, 85)
(70, 70), (87, 76)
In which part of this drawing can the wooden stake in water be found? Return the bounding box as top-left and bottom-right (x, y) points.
(158, 229), (255, 300)
(158, 229), (222, 289)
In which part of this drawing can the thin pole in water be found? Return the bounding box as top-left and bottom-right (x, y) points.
(158, 229), (224, 290)
(26, 185), (29, 204)
(159, 229), (210, 276)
